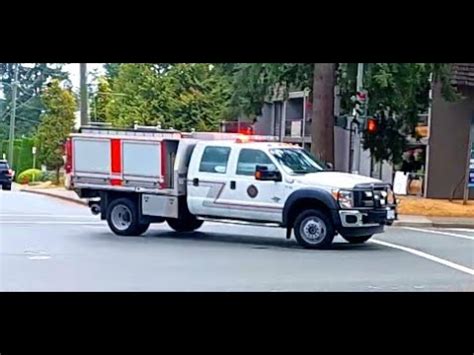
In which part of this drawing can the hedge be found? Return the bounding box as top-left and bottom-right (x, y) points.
(0, 137), (37, 175)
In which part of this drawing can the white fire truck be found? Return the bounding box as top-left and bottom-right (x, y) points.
(65, 126), (397, 249)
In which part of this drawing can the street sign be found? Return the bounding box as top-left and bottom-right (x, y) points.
(351, 90), (369, 118)
(32, 146), (37, 155)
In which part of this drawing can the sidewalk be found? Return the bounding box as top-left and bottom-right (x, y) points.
(19, 184), (87, 206)
(17, 185), (474, 228)
(394, 215), (474, 228)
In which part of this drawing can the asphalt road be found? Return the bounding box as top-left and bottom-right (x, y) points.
(1, 187), (473, 291)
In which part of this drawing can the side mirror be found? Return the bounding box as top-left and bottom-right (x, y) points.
(255, 165), (282, 182)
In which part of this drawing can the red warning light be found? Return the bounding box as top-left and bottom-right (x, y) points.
(367, 118), (378, 134)
(238, 127), (253, 135)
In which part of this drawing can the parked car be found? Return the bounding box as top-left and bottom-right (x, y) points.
(0, 160), (14, 191)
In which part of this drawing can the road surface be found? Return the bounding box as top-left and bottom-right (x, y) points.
(1, 187), (473, 291)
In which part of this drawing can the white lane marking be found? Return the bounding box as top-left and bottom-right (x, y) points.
(27, 255), (51, 260)
(0, 214), (94, 218)
(440, 228), (474, 233)
(1, 221), (103, 225)
(371, 239), (474, 276)
(400, 227), (474, 241)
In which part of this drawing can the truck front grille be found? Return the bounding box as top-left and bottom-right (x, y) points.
(353, 186), (389, 209)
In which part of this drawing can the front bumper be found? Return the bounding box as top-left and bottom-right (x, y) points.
(339, 208), (396, 228)
(335, 208), (395, 237)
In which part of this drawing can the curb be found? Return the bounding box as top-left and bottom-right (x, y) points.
(432, 222), (474, 229)
(392, 221), (433, 228)
(20, 189), (87, 206)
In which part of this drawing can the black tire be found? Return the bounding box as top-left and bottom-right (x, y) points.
(167, 217), (203, 232)
(293, 209), (335, 249)
(135, 222), (151, 235)
(2, 184), (11, 191)
(106, 197), (148, 236)
(341, 235), (373, 244)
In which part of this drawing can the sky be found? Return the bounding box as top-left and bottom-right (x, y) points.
(63, 63), (105, 91)
(0, 63), (105, 100)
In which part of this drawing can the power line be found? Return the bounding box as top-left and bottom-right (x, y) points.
(15, 115), (41, 124)
(0, 95), (41, 121)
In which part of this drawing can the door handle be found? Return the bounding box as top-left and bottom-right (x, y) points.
(193, 178), (199, 186)
(230, 181), (236, 190)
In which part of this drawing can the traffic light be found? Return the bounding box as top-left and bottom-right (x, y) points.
(366, 117), (378, 134)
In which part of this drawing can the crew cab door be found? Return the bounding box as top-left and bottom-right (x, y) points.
(224, 147), (286, 223)
(187, 143), (235, 218)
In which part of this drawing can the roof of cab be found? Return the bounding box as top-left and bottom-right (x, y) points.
(196, 140), (299, 149)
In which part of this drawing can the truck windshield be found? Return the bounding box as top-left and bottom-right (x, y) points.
(270, 148), (326, 175)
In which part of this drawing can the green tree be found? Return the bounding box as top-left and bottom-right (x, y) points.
(90, 76), (112, 122)
(104, 63), (122, 80)
(164, 63), (232, 131)
(338, 63), (459, 165)
(105, 64), (167, 127)
(0, 63), (68, 139)
(105, 63), (231, 131)
(36, 80), (76, 183)
(224, 63), (459, 165)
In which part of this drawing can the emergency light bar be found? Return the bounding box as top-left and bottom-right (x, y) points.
(186, 132), (279, 142)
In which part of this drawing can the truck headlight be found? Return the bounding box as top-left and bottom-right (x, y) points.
(332, 189), (354, 209)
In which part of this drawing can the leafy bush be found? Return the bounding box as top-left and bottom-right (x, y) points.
(39, 171), (56, 182)
(16, 169), (43, 184)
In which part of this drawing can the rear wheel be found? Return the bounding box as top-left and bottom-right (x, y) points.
(167, 217), (203, 232)
(2, 184), (11, 191)
(341, 235), (373, 244)
(106, 197), (149, 236)
(293, 209), (335, 249)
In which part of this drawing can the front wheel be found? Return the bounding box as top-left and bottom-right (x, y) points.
(293, 209), (335, 249)
(167, 217), (203, 232)
(341, 235), (373, 244)
(106, 197), (149, 236)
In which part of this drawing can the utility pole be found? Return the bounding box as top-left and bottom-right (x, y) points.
(349, 63), (364, 173)
(80, 63), (88, 126)
(8, 63), (20, 165)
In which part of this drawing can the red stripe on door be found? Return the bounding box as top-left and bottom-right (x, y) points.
(111, 139), (122, 174)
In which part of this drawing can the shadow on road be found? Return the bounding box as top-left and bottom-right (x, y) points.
(129, 229), (386, 252)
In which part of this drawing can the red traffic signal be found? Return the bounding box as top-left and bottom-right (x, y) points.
(366, 117), (378, 133)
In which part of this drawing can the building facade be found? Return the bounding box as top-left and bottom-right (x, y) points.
(425, 64), (474, 199)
